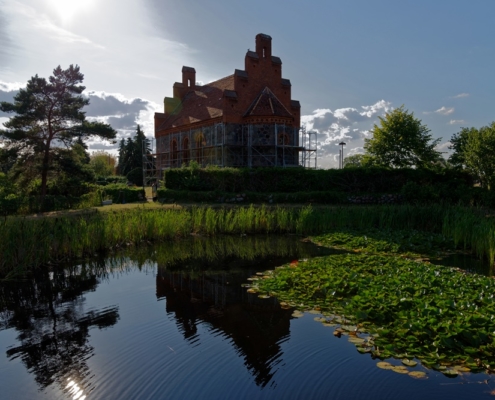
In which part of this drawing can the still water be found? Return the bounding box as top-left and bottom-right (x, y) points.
(1, 235), (494, 400)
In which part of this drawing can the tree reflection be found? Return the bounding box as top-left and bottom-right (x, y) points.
(0, 266), (119, 392)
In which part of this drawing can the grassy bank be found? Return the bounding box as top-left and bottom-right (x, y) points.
(1, 204), (494, 278)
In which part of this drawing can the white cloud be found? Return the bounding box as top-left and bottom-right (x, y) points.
(435, 106), (455, 115)
(0, 80), (25, 92)
(452, 93), (469, 99)
(449, 119), (466, 125)
(302, 100), (392, 168)
(435, 141), (451, 151)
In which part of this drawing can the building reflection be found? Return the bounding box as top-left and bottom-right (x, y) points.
(156, 257), (293, 387)
(0, 264), (119, 395)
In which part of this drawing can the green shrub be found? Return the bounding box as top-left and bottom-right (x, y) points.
(101, 184), (145, 203)
(127, 168), (143, 186)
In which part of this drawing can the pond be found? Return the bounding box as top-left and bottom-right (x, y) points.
(1, 235), (494, 399)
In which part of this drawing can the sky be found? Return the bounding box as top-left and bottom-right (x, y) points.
(1, 0), (494, 168)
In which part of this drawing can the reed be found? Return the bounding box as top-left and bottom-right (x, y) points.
(1, 204), (494, 277)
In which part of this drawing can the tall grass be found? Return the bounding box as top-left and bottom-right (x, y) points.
(1, 204), (494, 277)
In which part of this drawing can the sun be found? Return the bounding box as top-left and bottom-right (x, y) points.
(48, 0), (94, 22)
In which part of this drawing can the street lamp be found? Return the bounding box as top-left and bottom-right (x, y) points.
(339, 142), (346, 169)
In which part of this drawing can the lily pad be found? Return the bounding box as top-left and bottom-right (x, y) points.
(377, 362), (394, 370)
(258, 294), (270, 299)
(308, 310), (321, 315)
(292, 311), (304, 318)
(391, 366), (409, 374)
(442, 369), (459, 377)
(247, 288), (258, 294)
(453, 366), (471, 372)
(357, 347), (372, 354)
(348, 337), (365, 344)
(314, 317), (327, 322)
(408, 371), (427, 379)
(401, 359), (418, 367)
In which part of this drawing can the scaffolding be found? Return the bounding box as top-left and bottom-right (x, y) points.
(299, 126), (317, 169)
(144, 123), (317, 182)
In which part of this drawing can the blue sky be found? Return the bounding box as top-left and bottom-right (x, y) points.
(1, 0), (494, 167)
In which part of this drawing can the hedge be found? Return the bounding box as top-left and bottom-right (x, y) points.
(163, 167), (474, 194)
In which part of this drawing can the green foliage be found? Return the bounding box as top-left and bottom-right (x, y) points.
(343, 154), (373, 168)
(449, 123), (495, 190)
(127, 167), (143, 186)
(90, 151), (116, 176)
(117, 125), (151, 176)
(364, 106), (442, 168)
(2, 204), (495, 276)
(0, 65), (116, 199)
(254, 251), (495, 372)
(162, 167), (480, 206)
(101, 184), (144, 203)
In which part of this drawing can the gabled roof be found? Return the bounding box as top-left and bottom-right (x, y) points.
(158, 75), (234, 130)
(244, 87), (293, 118)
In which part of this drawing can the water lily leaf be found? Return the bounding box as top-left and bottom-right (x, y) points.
(247, 288), (258, 294)
(408, 371), (427, 379)
(247, 277), (259, 281)
(308, 310), (321, 315)
(377, 362), (394, 370)
(391, 366), (409, 374)
(348, 337), (365, 344)
(258, 294), (270, 299)
(442, 369), (459, 377)
(432, 365), (447, 371)
(357, 347), (371, 354)
(241, 284), (252, 288)
(453, 366), (471, 372)
(402, 359), (418, 367)
(322, 322), (336, 327)
(314, 317), (327, 322)
(256, 272), (264, 276)
(341, 325), (357, 332)
(292, 311), (304, 318)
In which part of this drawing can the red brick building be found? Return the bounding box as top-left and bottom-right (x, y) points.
(154, 34), (304, 169)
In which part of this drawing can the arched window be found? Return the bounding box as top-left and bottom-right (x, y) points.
(182, 137), (190, 166)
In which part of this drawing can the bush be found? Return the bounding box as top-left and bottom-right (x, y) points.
(127, 168), (143, 186)
(101, 184), (145, 203)
(163, 166), (475, 194)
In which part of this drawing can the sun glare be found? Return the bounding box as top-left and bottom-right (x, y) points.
(49, 0), (94, 22)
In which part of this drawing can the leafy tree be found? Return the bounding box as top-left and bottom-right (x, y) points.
(0, 65), (116, 200)
(343, 154), (373, 168)
(364, 106), (442, 168)
(90, 151), (116, 176)
(449, 123), (495, 190)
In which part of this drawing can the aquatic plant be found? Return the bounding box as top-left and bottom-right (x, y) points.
(252, 252), (495, 374)
(1, 204), (494, 278)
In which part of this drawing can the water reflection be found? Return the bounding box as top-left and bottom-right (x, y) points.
(0, 268), (119, 395)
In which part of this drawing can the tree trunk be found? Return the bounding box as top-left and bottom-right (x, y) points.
(40, 145), (51, 210)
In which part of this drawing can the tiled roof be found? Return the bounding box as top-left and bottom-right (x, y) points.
(290, 100), (301, 108)
(244, 87), (293, 118)
(271, 56), (282, 64)
(158, 75), (234, 131)
(281, 78), (291, 86)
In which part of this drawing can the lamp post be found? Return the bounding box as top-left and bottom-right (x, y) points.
(339, 142), (346, 169)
